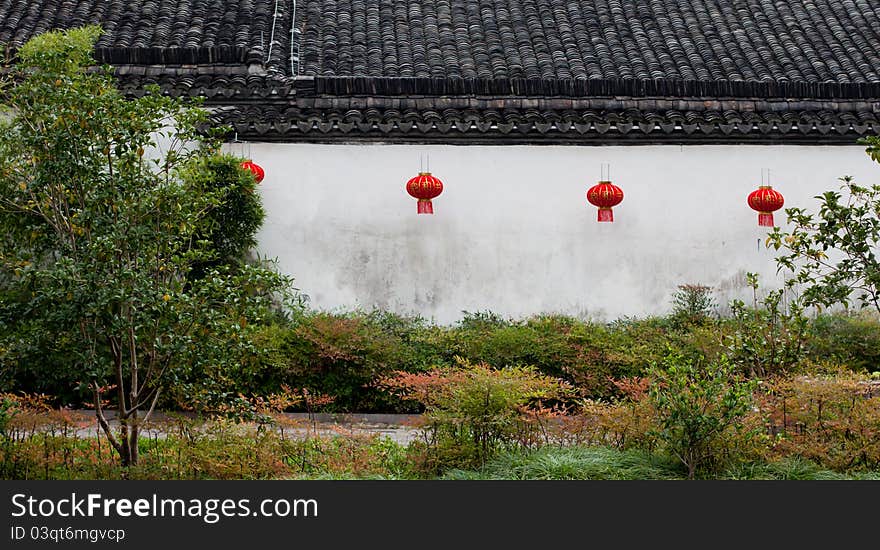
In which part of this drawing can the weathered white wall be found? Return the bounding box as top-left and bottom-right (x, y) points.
(236, 143), (877, 324)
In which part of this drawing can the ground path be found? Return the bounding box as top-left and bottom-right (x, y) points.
(61, 411), (422, 445)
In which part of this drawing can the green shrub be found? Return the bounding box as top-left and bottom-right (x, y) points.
(168, 310), (741, 411)
(361, 310), (447, 373)
(670, 284), (717, 328)
(437, 312), (676, 399)
(724, 274), (809, 377)
(806, 312), (880, 373)
(461, 315), (578, 379)
(457, 310), (510, 331)
(14, 297), (880, 418)
(0, 396), (13, 436)
(383, 359), (568, 474)
(647, 353), (762, 479)
(418, 313), (674, 399)
(257, 311), (444, 413)
(561, 317), (670, 397)
(184, 154), (266, 279)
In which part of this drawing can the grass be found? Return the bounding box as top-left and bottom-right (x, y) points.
(5, 427), (880, 480)
(443, 446), (684, 480)
(722, 458), (880, 481)
(443, 446), (880, 481)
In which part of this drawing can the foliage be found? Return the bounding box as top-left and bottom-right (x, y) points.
(805, 312), (880, 374)
(760, 373), (880, 471)
(461, 315), (578, 379)
(0, 418), (411, 480)
(382, 359), (568, 474)
(721, 457), (880, 480)
(184, 154), (265, 279)
(566, 378), (659, 451)
(724, 273), (808, 377)
(5, 384), (880, 479)
(168, 309), (678, 413)
(0, 396), (11, 436)
(428, 314), (674, 399)
(456, 310), (510, 330)
(0, 27), (290, 466)
(447, 447), (880, 480)
(444, 445), (683, 480)
(670, 284), (716, 327)
(9, 298), (880, 416)
(7, 290), (880, 417)
(555, 318), (657, 396)
(768, 170), (880, 314)
(277, 311), (429, 412)
(647, 353), (762, 478)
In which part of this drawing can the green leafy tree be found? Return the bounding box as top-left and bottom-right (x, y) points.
(186, 153), (266, 280)
(768, 139), (880, 313)
(0, 27), (290, 466)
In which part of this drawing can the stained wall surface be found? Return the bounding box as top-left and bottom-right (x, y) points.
(241, 143), (876, 323)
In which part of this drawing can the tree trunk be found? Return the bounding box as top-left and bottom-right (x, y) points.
(92, 381), (140, 467)
(129, 408), (139, 466)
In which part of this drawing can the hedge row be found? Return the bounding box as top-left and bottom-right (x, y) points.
(5, 308), (879, 413)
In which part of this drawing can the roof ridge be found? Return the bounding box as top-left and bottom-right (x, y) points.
(94, 46), (253, 66)
(307, 76), (880, 100)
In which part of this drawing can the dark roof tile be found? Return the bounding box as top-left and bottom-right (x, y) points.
(7, 1), (876, 85)
(0, 0), (292, 71)
(291, 0), (880, 84)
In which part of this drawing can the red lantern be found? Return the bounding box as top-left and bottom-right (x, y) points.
(586, 181), (624, 222)
(240, 160), (265, 183)
(747, 185), (784, 227)
(405, 172), (444, 214)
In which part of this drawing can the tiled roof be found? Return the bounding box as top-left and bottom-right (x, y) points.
(0, 0), (293, 71)
(298, 0), (880, 83)
(5, 0), (880, 83)
(3, 1), (880, 144)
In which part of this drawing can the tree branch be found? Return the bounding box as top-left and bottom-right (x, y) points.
(91, 382), (122, 455)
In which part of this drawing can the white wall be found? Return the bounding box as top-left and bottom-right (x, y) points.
(237, 143), (877, 324)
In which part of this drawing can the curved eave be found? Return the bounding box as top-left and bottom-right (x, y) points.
(112, 74), (880, 145)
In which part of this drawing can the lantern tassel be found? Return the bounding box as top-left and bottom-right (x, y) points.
(417, 199), (434, 214)
(597, 207), (614, 222)
(758, 212), (774, 227)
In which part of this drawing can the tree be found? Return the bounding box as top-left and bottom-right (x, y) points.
(0, 26), (291, 466)
(768, 138), (880, 314)
(186, 153), (267, 281)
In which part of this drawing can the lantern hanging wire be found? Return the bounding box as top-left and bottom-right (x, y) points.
(232, 131), (244, 159)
